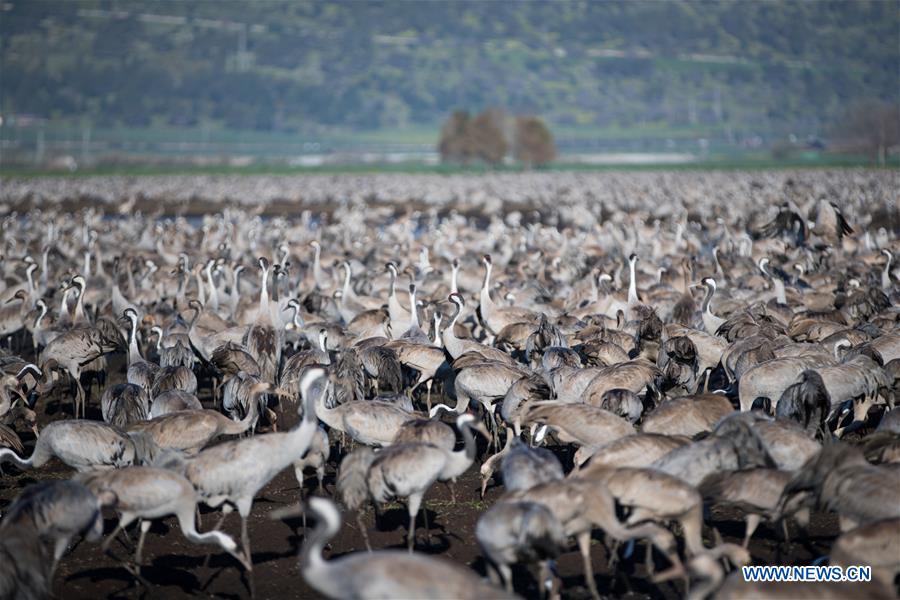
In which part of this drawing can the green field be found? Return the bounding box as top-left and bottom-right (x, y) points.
(1, 153), (894, 179)
(1, 121), (725, 149)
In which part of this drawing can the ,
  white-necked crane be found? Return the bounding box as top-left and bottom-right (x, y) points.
(337, 412), (487, 551)
(0, 419), (158, 472)
(273, 497), (516, 600)
(79, 466), (248, 574)
(242, 257), (283, 385)
(123, 308), (159, 393)
(174, 368), (323, 593)
(39, 316), (124, 417)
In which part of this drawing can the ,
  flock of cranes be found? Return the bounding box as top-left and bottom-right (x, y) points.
(0, 169), (898, 599)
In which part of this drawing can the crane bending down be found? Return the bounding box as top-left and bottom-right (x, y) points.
(0, 420), (158, 472)
(273, 497), (516, 600)
(77, 466), (249, 573)
(39, 317), (124, 417)
(0, 480), (110, 578)
(337, 413), (487, 551)
(171, 367), (324, 586)
(127, 395), (262, 455)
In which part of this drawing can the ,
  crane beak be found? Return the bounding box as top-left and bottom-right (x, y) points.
(651, 563), (686, 584)
(480, 475), (490, 498)
(11, 385), (29, 406)
(472, 421), (490, 439)
(250, 382), (272, 395)
(232, 548), (253, 572)
(269, 502), (305, 521)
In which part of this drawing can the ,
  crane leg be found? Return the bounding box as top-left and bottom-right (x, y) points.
(482, 403), (500, 451)
(135, 520), (151, 565)
(202, 506), (232, 568)
(241, 515), (251, 563)
(76, 379), (87, 418)
(488, 406), (498, 450)
(421, 500), (431, 547)
(538, 560), (556, 599)
(446, 480), (457, 504)
(235, 498), (255, 572)
(486, 561), (502, 586)
(644, 540), (654, 575)
(101, 521), (126, 553)
(743, 513), (761, 548)
(51, 537), (69, 578)
(101, 518), (152, 587)
(407, 492), (424, 553)
(293, 464), (308, 529)
(212, 505), (232, 528)
(67, 375), (79, 417)
(239, 508), (256, 599)
(499, 563), (513, 593)
(607, 539), (622, 569)
(577, 531), (601, 600)
(356, 511), (372, 551)
(407, 509), (416, 552)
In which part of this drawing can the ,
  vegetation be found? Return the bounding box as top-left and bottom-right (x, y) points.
(1, 1), (896, 140)
(514, 117), (557, 167)
(438, 111), (475, 165)
(437, 109), (550, 167)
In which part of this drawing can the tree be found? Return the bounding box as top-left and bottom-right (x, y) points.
(438, 108), (509, 165)
(438, 110), (472, 164)
(834, 99), (900, 165)
(468, 109), (508, 165)
(514, 116), (557, 167)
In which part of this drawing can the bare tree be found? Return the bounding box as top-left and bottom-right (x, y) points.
(514, 116), (557, 167)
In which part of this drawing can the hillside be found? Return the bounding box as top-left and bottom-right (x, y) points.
(1, 1), (897, 146)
